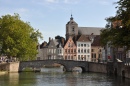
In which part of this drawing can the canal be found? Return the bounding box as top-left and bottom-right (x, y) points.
(0, 67), (130, 86)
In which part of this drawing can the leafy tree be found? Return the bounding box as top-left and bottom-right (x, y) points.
(0, 13), (43, 61)
(100, 0), (130, 50)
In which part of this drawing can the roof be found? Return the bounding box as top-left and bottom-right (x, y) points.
(78, 27), (104, 35)
(91, 35), (101, 46)
(40, 41), (47, 48)
(66, 15), (78, 25)
(77, 35), (91, 42)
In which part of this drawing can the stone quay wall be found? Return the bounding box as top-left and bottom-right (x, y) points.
(88, 62), (107, 73)
(0, 62), (19, 72)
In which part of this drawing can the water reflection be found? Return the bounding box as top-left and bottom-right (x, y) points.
(9, 73), (19, 86)
(0, 67), (130, 86)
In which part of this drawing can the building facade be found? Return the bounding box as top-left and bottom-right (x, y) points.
(63, 37), (77, 60)
(37, 15), (104, 62)
(76, 35), (91, 61)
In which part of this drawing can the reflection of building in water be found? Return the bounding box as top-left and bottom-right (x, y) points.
(66, 74), (78, 86)
(9, 73), (19, 85)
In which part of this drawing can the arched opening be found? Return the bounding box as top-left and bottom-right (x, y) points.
(72, 66), (86, 73)
(122, 70), (125, 78)
(114, 68), (117, 76)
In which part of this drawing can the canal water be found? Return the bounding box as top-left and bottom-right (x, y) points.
(0, 67), (130, 86)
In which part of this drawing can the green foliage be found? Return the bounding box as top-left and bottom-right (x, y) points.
(100, 0), (130, 50)
(0, 13), (43, 61)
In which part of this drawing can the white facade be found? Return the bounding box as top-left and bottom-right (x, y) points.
(76, 42), (91, 61)
(36, 45), (43, 60)
(57, 48), (64, 59)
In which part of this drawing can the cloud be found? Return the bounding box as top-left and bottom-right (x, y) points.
(45, 0), (59, 3)
(88, 0), (111, 6)
(63, 0), (80, 4)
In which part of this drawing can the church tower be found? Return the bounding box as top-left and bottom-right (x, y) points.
(65, 15), (78, 40)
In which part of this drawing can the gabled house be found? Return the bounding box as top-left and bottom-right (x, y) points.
(36, 41), (48, 60)
(63, 37), (77, 60)
(91, 35), (103, 62)
(76, 35), (91, 61)
(47, 39), (58, 59)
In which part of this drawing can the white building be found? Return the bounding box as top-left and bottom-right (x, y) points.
(76, 35), (91, 61)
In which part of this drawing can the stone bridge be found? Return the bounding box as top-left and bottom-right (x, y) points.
(19, 59), (89, 72)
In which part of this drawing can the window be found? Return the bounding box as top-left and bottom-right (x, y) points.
(71, 49), (73, 53)
(84, 49), (86, 53)
(99, 49), (102, 52)
(68, 43), (70, 47)
(81, 44), (83, 47)
(65, 49), (67, 53)
(48, 49), (50, 53)
(53, 49), (56, 53)
(78, 55), (80, 60)
(60, 49), (61, 53)
(78, 49), (80, 53)
(87, 49), (90, 53)
(54, 56), (56, 59)
(74, 49), (76, 53)
(91, 49), (94, 52)
(88, 44), (89, 47)
(72, 28), (74, 31)
(71, 56), (73, 60)
(84, 55), (86, 61)
(84, 44), (86, 47)
(68, 55), (70, 60)
(72, 26), (75, 32)
(81, 49), (83, 53)
(94, 53), (96, 58)
(65, 56), (67, 60)
(98, 54), (101, 58)
(78, 44), (80, 47)
(68, 49), (70, 53)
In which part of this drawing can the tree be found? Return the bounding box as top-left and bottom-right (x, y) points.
(0, 13), (43, 61)
(100, 0), (130, 50)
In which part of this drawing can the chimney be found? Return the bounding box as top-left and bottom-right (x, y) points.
(49, 37), (51, 42)
(61, 38), (65, 46)
(89, 33), (95, 43)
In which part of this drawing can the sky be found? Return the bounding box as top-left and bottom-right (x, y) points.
(0, 0), (118, 43)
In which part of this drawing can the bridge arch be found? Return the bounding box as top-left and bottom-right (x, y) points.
(19, 60), (89, 72)
(72, 66), (87, 73)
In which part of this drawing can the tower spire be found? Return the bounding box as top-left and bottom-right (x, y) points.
(70, 13), (73, 20)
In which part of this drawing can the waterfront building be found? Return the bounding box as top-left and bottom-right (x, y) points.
(37, 15), (104, 61)
(63, 36), (77, 60)
(76, 35), (91, 61)
(65, 15), (104, 61)
(91, 35), (103, 62)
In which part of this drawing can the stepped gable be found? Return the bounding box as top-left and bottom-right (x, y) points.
(91, 35), (101, 46)
(78, 27), (104, 35)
